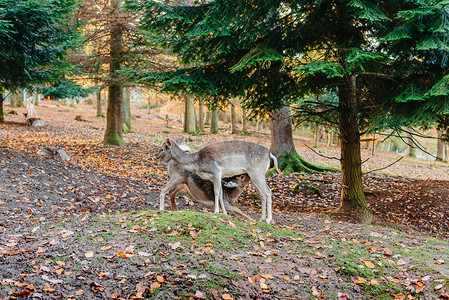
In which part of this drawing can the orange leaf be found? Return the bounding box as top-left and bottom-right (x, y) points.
(118, 251), (127, 258)
(43, 285), (55, 292)
(370, 279), (379, 285)
(156, 275), (165, 283)
(364, 261), (375, 269)
(75, 289), (84, 296)
(222, 294), (234, 300)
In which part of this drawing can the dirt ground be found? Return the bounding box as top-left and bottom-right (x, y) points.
(0, 101), (448, 299)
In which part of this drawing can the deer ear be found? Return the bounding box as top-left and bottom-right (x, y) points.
(166, 138), (172, 147)
(174, 137), (184, 144)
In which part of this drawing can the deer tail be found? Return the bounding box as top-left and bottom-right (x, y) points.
(270, 152), (281, 174)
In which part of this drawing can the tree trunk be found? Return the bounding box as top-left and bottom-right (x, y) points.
(103, 0), (125, 146)
(198, 99), (204, 132)
(183, 93), (196, 134)
(336, 75), (373, 224)
(34, 93), (39, 106)
(327, 129), (333, 147)
(270, 106), (328, 174)
(407, 130), (417, 158)
(96, 91), (103, 117)
(123, 86), (132, 131)
(242, 108), (248, 132)
(270, 107), (296, 156)
(11, 90), (23, 108)
(210, 108), (219, 134)
(313, 123), (319, 148)
(231, 102), (237, 134)
(0, 92), (4, 123)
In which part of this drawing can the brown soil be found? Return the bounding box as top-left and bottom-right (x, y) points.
(0, 101), (448, 299)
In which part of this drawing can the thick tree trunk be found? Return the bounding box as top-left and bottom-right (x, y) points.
(210, 109), (219, 134)
(0, 92), (4, 123)
(231, 102), (237, 134)
(183, 93), (196, 134)
(103, 0), (125, 146)
(270, 106), (296, 156)
(336, 75), (373, 224)
(270, 106), (328, 174)
(123, 86), (131, 131)
(198, 99), (204, 132)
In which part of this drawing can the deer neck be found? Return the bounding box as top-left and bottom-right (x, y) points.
(170, 144), (199, 172)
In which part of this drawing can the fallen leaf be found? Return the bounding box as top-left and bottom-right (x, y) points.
(364, 261), (375, 269)
(156, 275), (165, 283)
(222, 294), (234, 300)
(171, 241), (181, 250)
(43, 285), (55, 292)
(370, 279), (378, 285)
(85, 251), (94, 258)
(75, 289), (84, 296)
(100, 245), (112, 251)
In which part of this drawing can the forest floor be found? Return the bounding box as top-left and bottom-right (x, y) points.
(0, 101), (448, 300)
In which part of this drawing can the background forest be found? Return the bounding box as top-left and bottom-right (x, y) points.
(1, 0), (449, 299)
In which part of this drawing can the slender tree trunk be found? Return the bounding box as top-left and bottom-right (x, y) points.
(313, 123), (319, 148)
(437, 130), (448, 162)
(336, 75), (373, 224)
(96, 91), (103, 117)
(123, 86), (131, 131)
(0, 92), (4, 123)
(103, 0), (125, 146)
(34, 93), (39, 106)
(205, 110), (211, 125)
(242, 108), (248, 132)
(327, 129), (333, 147)
(198, 99), (204, 132)
(183, 93), (196, 134)
(231, 102), (237, 134)
(407, 130), (417, 158)
(210, 109), (219, 134)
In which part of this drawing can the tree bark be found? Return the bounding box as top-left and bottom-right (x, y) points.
(11, 90), (23, 108)
(231, 102), (237, 134)
(183, 93), (196, 134)
(210, 108), (219, 134)
(96, 91), (103, 117)
(123, 86), (131, 131)
(407, 130), (417, 158)
(103, 0), (125, 146)
(0, 92), (4, 123)
(437, 130), (448, 162)
(336, 75), (373, 224)
(313, 123), (319, 148)
(270, 106), (296, 156)
(242, 108), (248, 132)
(198, 99), (204, 132)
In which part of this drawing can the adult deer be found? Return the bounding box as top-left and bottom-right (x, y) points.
(157, 139), (253, 220)
(158, 138), (280, 224)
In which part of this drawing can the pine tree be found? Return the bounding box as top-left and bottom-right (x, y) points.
(129, 0), (449, 223)
(0, 0), (78, 122)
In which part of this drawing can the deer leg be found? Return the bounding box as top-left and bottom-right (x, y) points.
(224, 202), (254, 221)
(159, 179), (183, 210)
(212, 173), (227, 215)
(249, 175), (272, 224)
